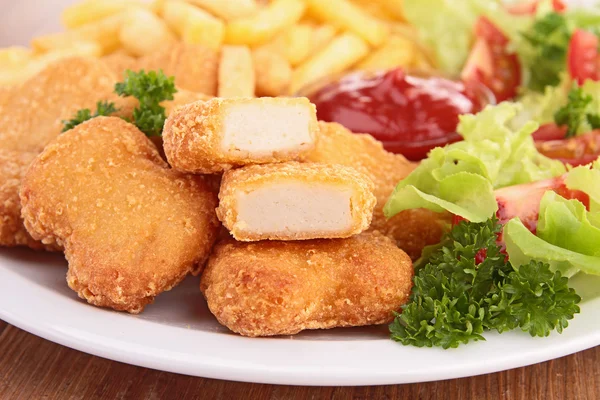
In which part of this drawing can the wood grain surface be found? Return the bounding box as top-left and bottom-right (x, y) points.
(0, 322), (597, 400)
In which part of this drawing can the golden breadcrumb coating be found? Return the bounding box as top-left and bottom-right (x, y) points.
(303, 122), (450, 260)
(103, 44), (218, 95)
(20, 117), (220, 313)
(0, 150), (58, 250)
(101, 51), (138, 77)
(216, 162), (376, 241)
(139, 43), (218, 95)
(0, 57), (121, 250)
(0, 57), (119, 154)
(164, 89), (212, 116)
(200, 231), (414, 337)
(163, 97), (319, 174)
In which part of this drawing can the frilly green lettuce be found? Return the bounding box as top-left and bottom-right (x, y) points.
(384, 103), (566, 222)
(505, 164), (600, 279)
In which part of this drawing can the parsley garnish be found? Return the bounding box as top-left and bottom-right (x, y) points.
(61, 101), (118, 132)
(520, 12), (572, 92)
(115, 69), (176, 137)
(554, 86), (600, 137)
(61, 69), (177, 136)
(390, 218), (581, 349)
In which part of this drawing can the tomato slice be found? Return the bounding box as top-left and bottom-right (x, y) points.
(567, 29), (600, 85)
(532, 123), (568, 141)
(453, 174), (590, 253)
(495, 176), (590, 231)
(505, 1), (537, 15)
(535, 129), (600, 166)
(505, 0), (566, 15)
(461, 17), (520, 102)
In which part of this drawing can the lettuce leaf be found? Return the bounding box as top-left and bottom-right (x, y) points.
(403, 0), (529, 76)
(384, 103), (566, 222)
(564, 160), (600, 211)
(505, 183), (600, 278)
(512, 76), (570, 128)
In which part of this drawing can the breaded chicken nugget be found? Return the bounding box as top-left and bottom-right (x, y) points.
(217, 162), (375, 241)
(0, 57), (120, 249)
(303, 122), (450, 260)
(141, 43), (218, 95)
(101, 51), (138, 76)
(163, 97), (318, 173)
(0, 150), (58, 250)
(200, 232), (413, 337)
(20, 117), (220, 313)
(0, 57), (119, 153)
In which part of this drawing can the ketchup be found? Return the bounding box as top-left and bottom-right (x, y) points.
(309, 68), (490, 160)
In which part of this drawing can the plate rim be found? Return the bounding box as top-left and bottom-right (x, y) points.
(1, 252), (599, 387)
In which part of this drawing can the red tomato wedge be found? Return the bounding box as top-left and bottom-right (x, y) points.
(505, 0), (566, 15)
(461, 17), (520, 102)
(452, 174), (590, 253)
(536, 129), (600, 166)
(567, 29), (600, 84)
(532, 123), (568, 141)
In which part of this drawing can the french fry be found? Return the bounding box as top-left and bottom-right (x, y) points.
(61, 0), (149, 29)
(357, 35), (415, 71)
(183, 0), (259, 21)
(253, 47), (292, 96)
(120, 8), (177, 56)
(282, 24), (313, 67)
(162, 0), (224, 51)
(310, 24), (337, 54)
(376, 0), (406, 21)
(290, 33), (369, 94)
(225, 0), (306, 46)
(255, 23), (314, 66)
(32, 13), (124, 55)
(350, 0), (395, 22)
(218, 46), (255, 97)
(390, 23), (437, 68)
(306, 0), (389, 47)
(0, 47), (33, 68)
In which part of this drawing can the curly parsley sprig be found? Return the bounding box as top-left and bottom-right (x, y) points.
(61, 69), (177, 136)
(390, 218), (581, 349)
(61, 101), (118, 132)
(115, 69), (176, 136)
(554, 86), (600, 137)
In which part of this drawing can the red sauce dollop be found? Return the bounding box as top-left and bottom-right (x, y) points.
(309, 68), (488, 160)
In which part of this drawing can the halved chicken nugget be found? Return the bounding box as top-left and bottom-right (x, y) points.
(303, 122), (450, 260)
(20, 117), (220, 313)
(200, 231), (413, 337)
(217, 162), (375, 241)
(163, 97), (318, 173)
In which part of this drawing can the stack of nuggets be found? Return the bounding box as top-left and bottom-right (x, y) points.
(163, 97), (414, 337)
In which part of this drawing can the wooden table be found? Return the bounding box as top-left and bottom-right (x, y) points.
(0, 320), (597, 399)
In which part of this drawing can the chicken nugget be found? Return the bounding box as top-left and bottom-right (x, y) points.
(0, 57), (119, 154)
(20, 117), (220, 313)
(303, 122), (450, 260)
(163, 97), (319, 173)
(0, 57), (120, 249)
(140, 43), (218, 96)
(0, 150), (58, 250)
(101, 51), (138, 76)
(200, 231), (413, 337)
(217, 162), (375, 241)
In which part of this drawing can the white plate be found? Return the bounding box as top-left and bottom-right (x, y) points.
(2, 0), (599, 387)
(1, 248), (599, 386)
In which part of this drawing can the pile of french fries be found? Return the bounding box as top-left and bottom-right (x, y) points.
(0, 0), (435, 96)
